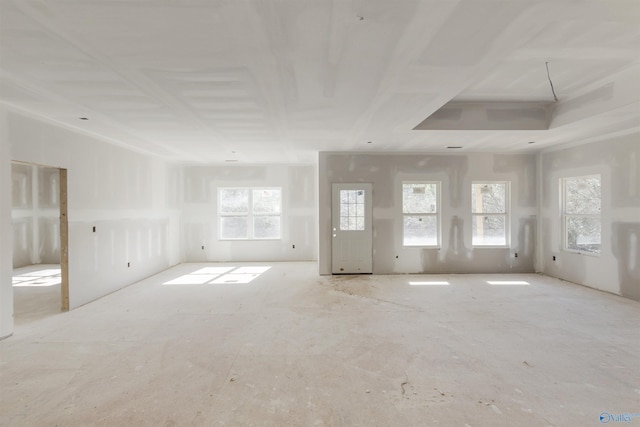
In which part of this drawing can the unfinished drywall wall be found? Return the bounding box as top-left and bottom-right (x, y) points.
(12, 163), (60, 268)
(181, 164), (317, 262)
(318, 152), (537, 275)
(540, 133), (640, 299)
(0, 106), (13, 338)
(7, 111), (181, 309)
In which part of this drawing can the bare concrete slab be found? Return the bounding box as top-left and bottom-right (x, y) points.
(1, 262), (639, 426)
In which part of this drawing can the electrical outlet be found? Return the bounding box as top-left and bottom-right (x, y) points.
(201, 246), (205, 250)
(127, 262), (130, 267)
(514, 253), (518, 258)
(292, 244), (295, 249)
(92, 226), (96, 232)
(553, 256), (556, 261)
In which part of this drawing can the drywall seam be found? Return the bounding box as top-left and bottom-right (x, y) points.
(535, 151), (544, 273)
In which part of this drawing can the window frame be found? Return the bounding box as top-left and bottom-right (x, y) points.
(402, 181), (441, 247)
(218, 187), (282, 241)
(561, 174), (601, 256)
(471, 181), (510, 248)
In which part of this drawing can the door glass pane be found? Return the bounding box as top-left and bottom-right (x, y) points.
(339, 189), (365, 231)
(340, 216), (349, 230)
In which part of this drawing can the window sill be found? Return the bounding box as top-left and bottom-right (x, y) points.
(562, 249), (600, 257)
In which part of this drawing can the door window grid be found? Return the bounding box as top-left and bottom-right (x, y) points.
(472, 182), (509, 247)
(562, 175), (601, 254)
(402, 182), (440, 246)
(339, 189), (365, 231)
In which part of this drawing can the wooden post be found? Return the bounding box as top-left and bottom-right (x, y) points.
(59, 168), (69, 312)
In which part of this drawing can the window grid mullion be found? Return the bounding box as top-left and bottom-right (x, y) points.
(248, 190), (254, 239)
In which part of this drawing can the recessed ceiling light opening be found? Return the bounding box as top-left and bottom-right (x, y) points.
(447, 146), (462, 149)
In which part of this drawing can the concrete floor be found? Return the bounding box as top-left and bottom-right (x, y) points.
(1, 262), (639, 427)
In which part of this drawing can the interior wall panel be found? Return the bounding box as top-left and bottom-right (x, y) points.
(8, 111), (181, 309)
(318, 152), (537, 275)
(539, 133), (640, 299)
(181, 164), (317, 263)
(11, 219), (31, 268)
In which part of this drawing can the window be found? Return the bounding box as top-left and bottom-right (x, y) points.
(219, 187), (281, 240)
(339, 189), (365, 231)
(562, 175), (601, 254)
(402, 182), (440, 246)
(472, 182), (509, 246)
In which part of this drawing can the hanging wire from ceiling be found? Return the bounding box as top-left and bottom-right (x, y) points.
(545, 62), (559, 102)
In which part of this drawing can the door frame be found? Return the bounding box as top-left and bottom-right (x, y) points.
(331, 183), (373, 274)
(59, 168), (69, 311)
(10, 161), (69, 312)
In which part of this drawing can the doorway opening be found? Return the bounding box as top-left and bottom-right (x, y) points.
(11, 162), (68, 324)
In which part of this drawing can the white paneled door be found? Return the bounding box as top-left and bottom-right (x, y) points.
(331, 183), (373, 274)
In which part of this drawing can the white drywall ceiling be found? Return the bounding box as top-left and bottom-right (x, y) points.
(0, 0), (639, 164)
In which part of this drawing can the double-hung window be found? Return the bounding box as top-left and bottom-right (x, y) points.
(562, 175), (601, 254)
(472, 181), (509, 246)
(218, 187), (281, 240)
(402, 182), (440, 246)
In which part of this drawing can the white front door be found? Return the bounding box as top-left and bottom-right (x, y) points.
(331, 183), (373, 274)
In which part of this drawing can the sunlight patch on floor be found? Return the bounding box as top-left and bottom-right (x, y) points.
(163, 266), (271, 285)
(487, 280), (530, 285)
(409, 281), (450, 286)
(13, 268), (61, 287)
